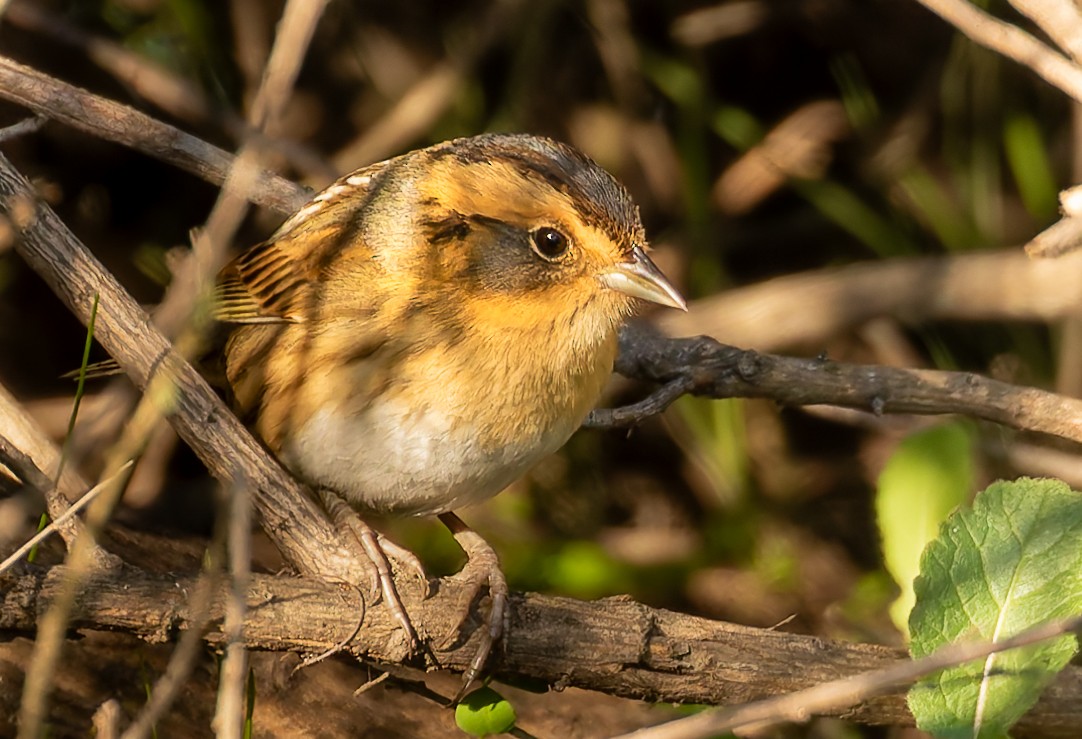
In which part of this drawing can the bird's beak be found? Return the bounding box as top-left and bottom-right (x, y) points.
(598, 245), (687, 311)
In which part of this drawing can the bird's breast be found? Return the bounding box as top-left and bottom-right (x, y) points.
(283, 331), (615, 516)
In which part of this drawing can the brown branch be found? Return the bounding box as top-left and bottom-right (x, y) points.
(3, 1), (337, 183)
(1028, 186), (1082, 259)
(0, 55), (307, 214)
(1006, 0), (1082, 64)
(620, 614), (1082, 739)
(0, 434), (79, 549)
(0, 114), (44, 142)
(657, 248), (1082, 352)
(588, 325), (1082, 446)
(212, 480), (251, 739)
(1, 564), (1080, 736)
(0, 382), (117, 567)
(0, 456), (129, 575)
(911, 0), (1082, 104)
(1025, 215), (1082, 258)
(0, 151), (360, 583)
(585, 374), (694, 428)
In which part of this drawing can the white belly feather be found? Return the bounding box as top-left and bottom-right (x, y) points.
(286, 397), (574, 516)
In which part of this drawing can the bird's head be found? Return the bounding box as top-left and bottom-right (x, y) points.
(405, 133), (685, 354)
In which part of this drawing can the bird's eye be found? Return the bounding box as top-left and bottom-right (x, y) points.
(530, 227), (570, 261)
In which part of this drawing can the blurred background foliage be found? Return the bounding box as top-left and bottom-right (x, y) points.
(0, 0), (1076, 734)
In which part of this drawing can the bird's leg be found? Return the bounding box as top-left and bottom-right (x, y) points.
(438, 511), (509, 702)
(319, 489), (426, 651)
(374, 532), (431, 598)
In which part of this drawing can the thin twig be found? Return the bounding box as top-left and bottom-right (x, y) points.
(4, 0), (337, 182)
(191, 0), (331, 287)
(0, 381), (114, 562)
(616, 613), (1082, 739)
(0, 152), (362, 580)
(1025, 215), (1082, 258)
(584, 375), (693, 427)
(247, 0), (330, 128)
(120, 550), (226, 739)
(911, 0), (1082, 104)
(658, 247), (1082, 352)
(0, 457), (132, 575)
(5, 9), (337, 731)
(596, 326), (1082, 445)
(1006, 0), (1082, 63)
(16, 459), (131, 739)
(92, 700), (122, 739)
(178, 0), (332, 423)
(212, 479), (252, 739)
(0, 114), (44, 142)
(0, 55), (307, 215)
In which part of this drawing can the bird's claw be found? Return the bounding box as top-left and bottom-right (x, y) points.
(438, 512), (509, 702)
(321, 489), (425, 652)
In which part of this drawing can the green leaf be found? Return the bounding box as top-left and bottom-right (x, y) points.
(710, 105), (764, 150)
(244, 666), (256, 739)
(33, 293), (101, 563)
(876, 422), (973, 636)
(897, 168), (982, 252)
(1003, 112), (1058, 222)
(908, 478), (1082, 738)
(789, 178), (918, 257)
(455, 686), (517, 737)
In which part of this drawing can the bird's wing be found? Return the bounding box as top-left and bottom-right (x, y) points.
(214, 159), (392, 324)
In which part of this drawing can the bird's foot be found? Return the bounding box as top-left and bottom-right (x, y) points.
(438, 511), (509, 703)
(320, 489), (426, 652)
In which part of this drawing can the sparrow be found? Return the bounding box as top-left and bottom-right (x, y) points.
(213, 132), (686, 694)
